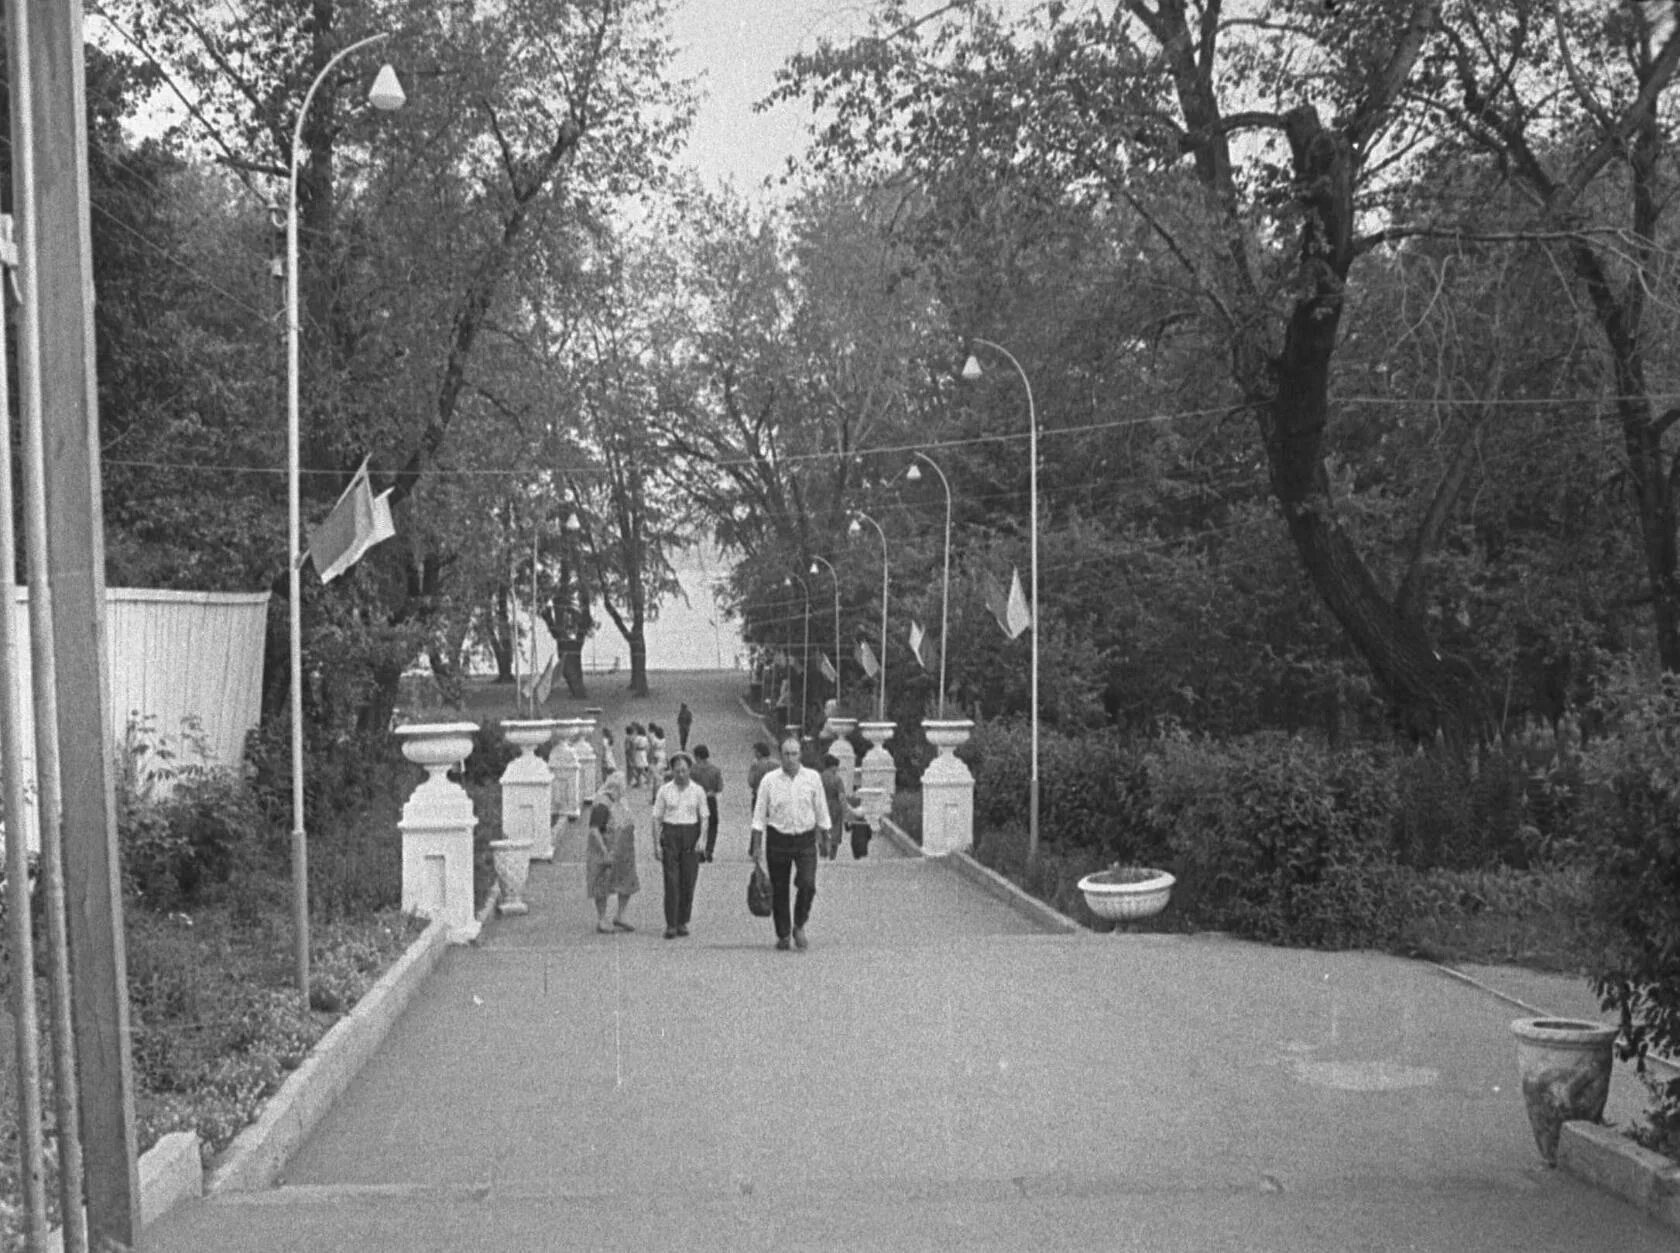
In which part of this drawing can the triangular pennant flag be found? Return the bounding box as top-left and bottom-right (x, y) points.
(308, 458), (395, 582)
(1006, 567), (1033, 639)
(820, 652), (838, 684)
(856, 638), (880, 679)
(983, 570), (1012, 638)
(909, 620), (927, 669)
(522, 656), (557, 705)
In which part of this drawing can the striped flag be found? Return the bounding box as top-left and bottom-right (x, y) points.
(983, 570), (1012, 638)
(856, 638), (880, 679)
(909, 620), (927, 669)
(820, 652), (838, 684)
(308, 457), (395, 582)
(1006, 568), (1032, 638)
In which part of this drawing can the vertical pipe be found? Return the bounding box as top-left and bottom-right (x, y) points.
(0, 218), (50, 1253)
(6, 51), (86, 1244)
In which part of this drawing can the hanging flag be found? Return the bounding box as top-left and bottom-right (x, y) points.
(521, 656), (557, 705)
(909, 620), (927, 669)
(1006, 567), (1033, 639)
(308, 458), (394, 582)
(983, 570), (1013, 638)
(820, 652), (838, 684)
(856, 638), (880, 679)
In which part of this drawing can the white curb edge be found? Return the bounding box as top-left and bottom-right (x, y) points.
(1558, 1120), (1680, 1231)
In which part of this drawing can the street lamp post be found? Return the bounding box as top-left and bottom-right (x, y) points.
(848, 511), (889, 721)
(787, 572), (811, 736)
(961, 339), (1039, 867)
(287, 37), (404, 998)
(809, 554), (840, 705)
(906, 453), (951, 719)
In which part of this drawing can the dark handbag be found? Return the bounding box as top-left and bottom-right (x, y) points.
(747, 862), (773, 917)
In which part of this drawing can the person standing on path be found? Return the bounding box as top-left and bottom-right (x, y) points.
(652, 751), (708, 939)
(746, 741), (776, 809)
(689, 744), (723, 862)
(677, 701), (693, 751)
(584, 773), (639, 933)
(749, 737), (831, 951)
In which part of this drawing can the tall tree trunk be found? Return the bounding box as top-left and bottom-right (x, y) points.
(1251, 107), (1485, 743)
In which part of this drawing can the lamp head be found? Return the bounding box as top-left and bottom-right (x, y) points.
(368, 64), (406, 111)
(847, 518), (862, 538)
(906, 463), (923, 483)
(961, 354), (983, 381)
(809, 561), (820, 575)
(564, 511), (582, 533)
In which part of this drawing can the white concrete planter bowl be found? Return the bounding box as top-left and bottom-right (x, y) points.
(1078, 867), (1176, 921)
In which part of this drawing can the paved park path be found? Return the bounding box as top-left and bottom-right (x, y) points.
(143, 671), (1677, 1251)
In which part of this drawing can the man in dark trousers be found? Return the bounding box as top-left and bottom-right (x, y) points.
(652, 752), (708, 939)
(677, 701), (694, 751)
(748, 737), (832, 951)
(690, 744), (723, 861)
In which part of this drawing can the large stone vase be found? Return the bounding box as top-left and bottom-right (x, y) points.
(489, 838), (535, 916)
(1510, 1017), (1618, 1166)
(501, 720), (560, 863)
(827, 715), (859, 795)
(858, 720), (897, 817)
(395, 722), (480, 943)
(549, 719), (586, 821)
(919, 719), (974, 857)
(574, 712), (601, 800)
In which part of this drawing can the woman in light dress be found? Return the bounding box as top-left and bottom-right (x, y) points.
(585, 773), (639, 932)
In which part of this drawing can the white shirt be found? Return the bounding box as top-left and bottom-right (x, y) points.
(652, 779), (708, 827)
(751, 766), (832, 836)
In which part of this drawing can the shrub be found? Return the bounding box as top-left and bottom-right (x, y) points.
(963, 719), (1159, 864)
(1576, 664), (1680, 1137)
(1145, 731), (1399, 944)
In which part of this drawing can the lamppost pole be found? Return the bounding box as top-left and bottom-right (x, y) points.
(788, 573), (810, 734)
(849, 511), (889, 721)
(908, 453), (952, 719)
(809, 554), (840, 704)
(287, 34), (402, 999)
(962, 339), (1039, 866)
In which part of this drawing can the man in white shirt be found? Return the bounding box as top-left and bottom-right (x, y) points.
(652, 752), (709, 939)
(749, 737), (832, 950)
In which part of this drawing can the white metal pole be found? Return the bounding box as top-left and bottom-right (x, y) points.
(914, 453), (951, 719)
(288, 32), (391, 1000)
(969, 338), (1038, 865)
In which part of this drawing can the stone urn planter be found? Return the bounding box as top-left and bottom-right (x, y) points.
(1510, 1017), (1618, 1166)
(501, 719), (561, 861)
(858, 720), (897, 809)
(489, 838), (535, 916)
(394, 721), (480, 942)
(919, 719), (975, 857)
(827, 715), (859, 793)
(1077, 866), (1176, 921)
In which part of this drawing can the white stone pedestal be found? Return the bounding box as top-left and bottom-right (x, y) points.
(490, 838), (535, 915)
(395, 722), (480, 943)
(502, 720), (560, 863)
(919, 720), (975, 856)
(858, 720), (897, 817)
(549, 719), (585, 821)
(827, 715), (858, 795)
(574, 711), (600, 801)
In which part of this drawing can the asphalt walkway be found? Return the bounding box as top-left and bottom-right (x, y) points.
(142, 671), (1676, 1251)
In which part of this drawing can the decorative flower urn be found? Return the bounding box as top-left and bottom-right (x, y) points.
(1077, 866), (1176, 922)
(574, 711), (601, 799)
(919, 719), (975, 857)
(549, 719), (587, 821)
(827, 715), (859, 794)
(1510, 1017), (1618, 1166)
(857, 720), (897, 812)
(394, 722), (480, 942)
(501, 720), (560, 863)
(489, 838), (535, 915)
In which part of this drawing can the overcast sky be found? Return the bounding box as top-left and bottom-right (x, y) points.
(666, 0), (876, 193)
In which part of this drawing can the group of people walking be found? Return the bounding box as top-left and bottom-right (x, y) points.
(579, 699), (866, 951)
